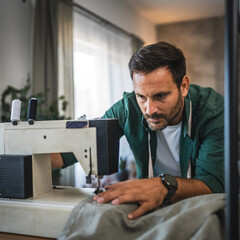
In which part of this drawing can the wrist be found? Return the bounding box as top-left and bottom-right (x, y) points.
(152, 177), (168, 201)
(159, 174), (178, 202)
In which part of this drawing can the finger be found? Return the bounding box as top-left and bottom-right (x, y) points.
(94, 188), (138, 204)
(111, 193), (143, 205)
(94, 189), (124, 204)
(93, 191), (110, 202)
(93, 183), (122, 201)
(127, 203), (152, 220)
(93, 190), (107, 200)
(93, 195), (100, 201)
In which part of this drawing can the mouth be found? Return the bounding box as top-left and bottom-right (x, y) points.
(144, 113), (168, 129)
(146, 117), (168, 131)
(147, 118), (162, 125)
(149, 119), (160, 123)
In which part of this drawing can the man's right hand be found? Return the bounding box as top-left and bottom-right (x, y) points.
(93, 177), (167, 220)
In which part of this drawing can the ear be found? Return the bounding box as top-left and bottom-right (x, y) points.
(180, 76), (189, 97)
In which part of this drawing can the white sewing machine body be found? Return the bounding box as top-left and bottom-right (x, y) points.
(0, 119), (119, 238)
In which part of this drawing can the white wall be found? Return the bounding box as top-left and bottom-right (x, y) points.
(74, 0), (157, 45)
(0, 0), (33, 118)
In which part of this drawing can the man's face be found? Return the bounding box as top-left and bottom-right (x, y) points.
(133, 67), (189, 131)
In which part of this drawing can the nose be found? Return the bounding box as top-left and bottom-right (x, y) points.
(145, 99), (158, 116)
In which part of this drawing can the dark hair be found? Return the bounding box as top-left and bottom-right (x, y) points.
(128, 41), (186, 89)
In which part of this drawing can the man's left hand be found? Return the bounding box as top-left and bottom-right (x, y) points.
(93, 178), (167, 220)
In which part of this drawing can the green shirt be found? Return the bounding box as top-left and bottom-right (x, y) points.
(62, 84), (224, 193)
(102, 84), (224, 193)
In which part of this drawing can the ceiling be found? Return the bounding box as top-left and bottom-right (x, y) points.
(124, 0), (225, 25)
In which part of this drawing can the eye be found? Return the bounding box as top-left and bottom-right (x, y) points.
(136, 94), (146, 102)
(154, 94), (166, 100)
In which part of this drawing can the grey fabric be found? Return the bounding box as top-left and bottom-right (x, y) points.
(59, 193), (225, 240)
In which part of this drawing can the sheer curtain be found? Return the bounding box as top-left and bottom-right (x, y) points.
(32, 0), (58, 106)
(73, 10), (134, 186)
(73, 12), (133, 119)
(58, 0), (74, 119)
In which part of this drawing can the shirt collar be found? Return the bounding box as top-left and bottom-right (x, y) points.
(183, 92), (192, 138)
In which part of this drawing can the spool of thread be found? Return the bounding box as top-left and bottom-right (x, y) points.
(27, 98), (37, 125)
(10, 99), (21, 125)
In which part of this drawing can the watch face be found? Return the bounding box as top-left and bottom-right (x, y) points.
(164, 174), (177, 187)
(160, 174), (178, 201)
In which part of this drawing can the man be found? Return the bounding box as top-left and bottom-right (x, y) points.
(53, 41), (224, 220)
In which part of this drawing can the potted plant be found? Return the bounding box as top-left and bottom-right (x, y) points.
(1, 78), (69, 122)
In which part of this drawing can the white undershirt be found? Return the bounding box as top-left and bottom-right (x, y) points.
(154, 122), (182, 177)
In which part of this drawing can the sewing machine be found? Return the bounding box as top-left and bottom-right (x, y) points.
(0, 119), (119, 238)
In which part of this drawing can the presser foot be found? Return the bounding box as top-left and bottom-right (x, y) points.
(94, 187), (104, 195)
(94, 175), (104, 194)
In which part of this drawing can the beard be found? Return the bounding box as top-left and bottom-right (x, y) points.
(144, 93), (183, 131)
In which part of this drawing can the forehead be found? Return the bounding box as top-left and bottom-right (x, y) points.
(133, 68), (178, 94)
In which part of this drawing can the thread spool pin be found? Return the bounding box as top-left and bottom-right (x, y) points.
(27, 98), (37, 125)
(10, 99), (21, 125)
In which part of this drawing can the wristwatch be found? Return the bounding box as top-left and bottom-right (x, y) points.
(159, 174), (178, 202)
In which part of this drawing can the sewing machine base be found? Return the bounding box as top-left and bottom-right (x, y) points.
(0, 187), (94, 238)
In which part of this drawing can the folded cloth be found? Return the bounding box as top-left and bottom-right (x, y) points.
(58, 193), (225, 240)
